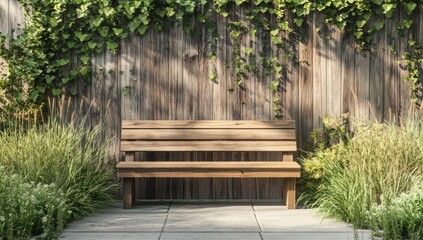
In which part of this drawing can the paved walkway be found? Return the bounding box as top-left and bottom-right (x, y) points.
(60, 200), (371, 240)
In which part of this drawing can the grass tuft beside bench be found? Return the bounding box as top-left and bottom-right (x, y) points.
(117, 120), (301, 209)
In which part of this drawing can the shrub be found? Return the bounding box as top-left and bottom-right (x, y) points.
(369, 184), (423, 240)
(0, 118), (118, 220)
(300, 117), (423, 231)
(0, 166), (70, 240)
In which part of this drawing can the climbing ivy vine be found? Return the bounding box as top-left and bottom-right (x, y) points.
(0, 0), (422, 117)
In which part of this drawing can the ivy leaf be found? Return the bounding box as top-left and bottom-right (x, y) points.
(409, 40), (416, 46)
(382, 4), (396, 17)
(374, 0), (383, 5)
(403, 20), (413, 29)
(29, 90), (39, 101)
(106, 41), (119, 50)
(270, 29), (279, 36)
(353, 31), (363, 39)
(45, 75), (55, 84)
(274, 65), (283, 73)
(166, 7), (175, 17)
(356, 20), (366, 28)
(49, 18), (58, 27)
(128, 21), (140, 32)
(56, 59), (70, 66)
(52, 88), (62, 96)
(198, 13), (206, 23)
(209, 69), (217, 83)
(245, 47), (253, 55)
(75, 32), (89, 42)
(92, 18), (103, 27)
(112, 28), (124, 36)
(99, 27), (109, 37)
(294, 18), (303, 27)
(124, 4), (135, 16)
(36, 85), (46, 93)
(103, 7), (115, 17)
(88, 42), (97, 49)
(405, 3), (417, 15)
(62, 33), (70, 39)
(80, 55), (90, 65)
(62, 77), (70, 84)
(269, 80), (279, 92)
(79, 66), (90, 76)
(335, 21), (346, 30)
(137, 25), (148, 35)
(374, 21), (384, 30)
(271, 36), (282, 45)
(67, 41), (76, 48)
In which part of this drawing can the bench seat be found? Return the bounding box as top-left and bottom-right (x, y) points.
(117, 161), (301, 178)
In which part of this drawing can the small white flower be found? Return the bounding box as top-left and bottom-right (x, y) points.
(0, 216), (5, 221)
(42, 216), (47, 223)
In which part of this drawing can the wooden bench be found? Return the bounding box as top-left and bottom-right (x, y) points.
(117, 120), (301, 209)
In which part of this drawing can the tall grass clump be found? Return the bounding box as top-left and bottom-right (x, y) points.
(300, 116), (423, 236)
(0, 117), (117, 220)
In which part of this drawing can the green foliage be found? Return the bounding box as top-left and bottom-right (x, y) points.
(369, 184), (423, 240)
(0, 116), (118, 220)
(400, 43), (423, 104)
(0, 0), (421, 118)
(300, 117), (423, 231)
(0, 167), (70, 239)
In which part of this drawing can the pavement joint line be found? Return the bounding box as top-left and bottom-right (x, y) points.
(158, 201), (172, 240)
(251, 201), (264, 233)
(161, 231), (263, 233)
(63, 231), (162, 233)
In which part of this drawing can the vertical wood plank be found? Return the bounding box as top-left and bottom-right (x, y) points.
(312, 12), (324, 129)
(369, 18), (385, 121)
(298, 14), (314, 150)
(327, 26), (342, 117)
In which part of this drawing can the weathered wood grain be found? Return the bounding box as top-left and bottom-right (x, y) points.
(121, 128), (296, 140)
(121, 140), (297, 152)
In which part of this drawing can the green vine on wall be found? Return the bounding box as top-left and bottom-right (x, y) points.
(0, 0), (422, 118)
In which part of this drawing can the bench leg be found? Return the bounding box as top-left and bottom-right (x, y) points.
(283, 178), (296, 209)
(123, 178), (135, 209)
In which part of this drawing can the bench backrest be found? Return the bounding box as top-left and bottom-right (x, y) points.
(121, 120), (296, 152)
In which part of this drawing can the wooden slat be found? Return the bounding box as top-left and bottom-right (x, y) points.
(121, 141), (297, 152)
(117, 161), (301, 178)
(121, 129), (296, 140)
(122, 120), (295, 129)
(117, 161), (300, 169)
(118, 171), (300, 178)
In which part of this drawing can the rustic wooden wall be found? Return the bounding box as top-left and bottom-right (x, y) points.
(2, 1), (422, 199)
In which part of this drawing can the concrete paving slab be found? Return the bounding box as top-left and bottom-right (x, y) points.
(170, 201), (254, 213)
(261, 231), (372, 240)
(256, 209), (353, 232)
(64, 213), (167, 232)
(59, 232), (160, 240)
(101, 200), (171, 213)
(164, 212), (260, 232)
(160, 232), (262, 240)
